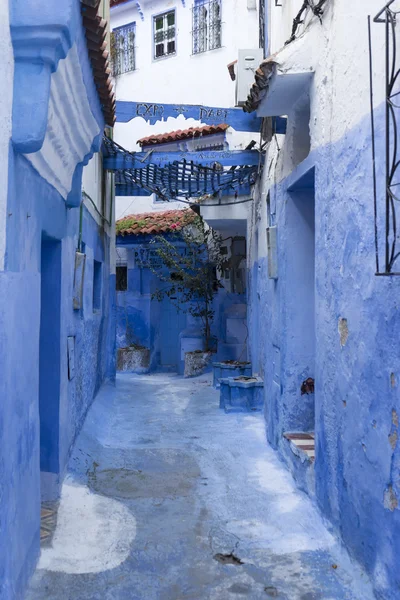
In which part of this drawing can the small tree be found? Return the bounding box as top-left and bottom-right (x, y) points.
(150, 215), (225, 352)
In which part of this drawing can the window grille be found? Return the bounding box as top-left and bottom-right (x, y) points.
(192, 0), (222, 54)
(153, 10), (176, 59)
(112, 22), (136, 76)
(195, 143), (225, 151)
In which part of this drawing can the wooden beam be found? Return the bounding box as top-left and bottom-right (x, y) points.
(115, 185), (152, 197)
(104, 149), (260, 170)
(116, 101), (287, 133)
(116, 100), (263, 132)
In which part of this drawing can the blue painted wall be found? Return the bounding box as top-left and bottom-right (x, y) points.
(116, 235), (246, 371)
(0, 0), (115, 596)
(248, 105), (400, 598)
(116, 235), (194, 371)
(0, 150), (116, 599)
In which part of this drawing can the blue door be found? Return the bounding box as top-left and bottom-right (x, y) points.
(159, 296), (187, 370)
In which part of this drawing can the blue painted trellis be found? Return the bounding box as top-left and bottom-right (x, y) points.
(103, 136), (258, 200)
(107, 100), (286, 199)
(104, 148), (260, 170)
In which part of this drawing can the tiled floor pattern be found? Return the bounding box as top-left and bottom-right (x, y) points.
(40, 502), (59, 547)
(283, 432), (315, 461)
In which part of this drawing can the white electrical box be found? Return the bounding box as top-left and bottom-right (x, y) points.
(236, 48), (264, 107)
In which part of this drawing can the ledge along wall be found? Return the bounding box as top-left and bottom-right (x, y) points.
(247, 1), (400, 597)
(0, 1), (115, 598)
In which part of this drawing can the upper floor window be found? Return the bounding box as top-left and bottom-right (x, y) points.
(192, 0), (222, 54)
(112, 22), (136, 76)
(153, 10), (176, 59)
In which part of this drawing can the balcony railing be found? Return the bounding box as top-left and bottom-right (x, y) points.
(370, 1), (400, 274)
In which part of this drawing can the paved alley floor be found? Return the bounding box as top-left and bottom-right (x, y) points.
(27, 373), (375, 600)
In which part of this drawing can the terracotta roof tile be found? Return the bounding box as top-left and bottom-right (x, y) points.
(242, 57), (277, 114)
(138, 124), (229, 147)
(116, 209), (198, 236)
(227, 60), (237, 82)
(81, 0), (116, 127)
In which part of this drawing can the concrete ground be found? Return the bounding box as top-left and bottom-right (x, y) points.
(27, 373), (375, 600)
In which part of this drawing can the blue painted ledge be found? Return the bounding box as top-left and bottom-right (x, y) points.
(219, 376), (264, 413)
(286, 154), (316, 192)
(212, 361), (252, 389)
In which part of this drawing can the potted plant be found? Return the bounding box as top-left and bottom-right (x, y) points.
(150, 215), (226, 377)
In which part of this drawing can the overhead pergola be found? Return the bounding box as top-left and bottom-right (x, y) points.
(104, 99), (287, 201)
(103, 136), (258, 201)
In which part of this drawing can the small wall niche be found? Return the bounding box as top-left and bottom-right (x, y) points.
(93, 259), (102, 312)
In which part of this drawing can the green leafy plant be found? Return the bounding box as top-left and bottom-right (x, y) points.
(150, 215), (226, 352)
(116, 218), (148, 235)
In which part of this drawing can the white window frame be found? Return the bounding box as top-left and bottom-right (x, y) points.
(153, 10), (177, 60)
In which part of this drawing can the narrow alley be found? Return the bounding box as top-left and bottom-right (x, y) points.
(2, 1), (400, 598)
(27, 374), (374, 600)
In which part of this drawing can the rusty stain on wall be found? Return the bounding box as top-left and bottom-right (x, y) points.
(384, 486), (399, 512)
(390, 373), (396, 388)
(389, 430), (398, 451)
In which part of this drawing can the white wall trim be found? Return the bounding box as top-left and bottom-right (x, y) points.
(24, 44), (100, 200)
(0, 3), (14, 270)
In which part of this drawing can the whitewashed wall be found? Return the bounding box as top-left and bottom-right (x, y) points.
(0, 2), (14, 270)
(268, 0), (305, 52)
(111, 0), (259, 217)
(82, 153), (103, 212)
(260, 0), (387, 187)
(112, 0), (258, 105)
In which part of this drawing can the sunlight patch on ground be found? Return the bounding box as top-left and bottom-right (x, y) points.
(250, 457), (295, 495)
(38, 477), (136, 574)
(226, 517), (334, 555)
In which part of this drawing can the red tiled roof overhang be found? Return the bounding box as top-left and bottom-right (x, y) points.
(81, 0), (116, 127)
(116, 209), (198, 236)
(227, 60), (237, 82)
(138, 124), (229, 147)
(242, 57), (277, 114)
